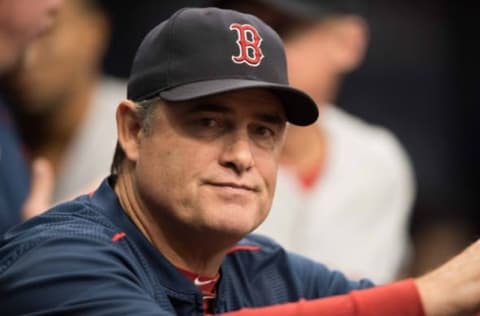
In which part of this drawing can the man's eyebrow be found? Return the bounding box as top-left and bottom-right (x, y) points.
(255, 113), (286, 126)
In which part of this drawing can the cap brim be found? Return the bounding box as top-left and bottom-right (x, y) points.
(159, 79), (318, 126)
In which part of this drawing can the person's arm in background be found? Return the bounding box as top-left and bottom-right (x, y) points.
(218, 279), (422, 316)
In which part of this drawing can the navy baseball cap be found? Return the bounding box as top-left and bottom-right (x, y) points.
(127, 7), (318, 126)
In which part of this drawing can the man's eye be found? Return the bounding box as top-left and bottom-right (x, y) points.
(255, 126), (274, 138)
(199, 118), (219, 128)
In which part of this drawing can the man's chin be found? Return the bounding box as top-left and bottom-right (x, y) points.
(201, 212), (263, 236)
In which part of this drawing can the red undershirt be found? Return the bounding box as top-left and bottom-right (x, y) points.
(177, 267), (220, 313)
(298, 163), (323, 190)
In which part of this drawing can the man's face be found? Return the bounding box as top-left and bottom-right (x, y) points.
(0, 0), (62, 73)
(134, 89), (286, 238)
(4, 0), (106, 114)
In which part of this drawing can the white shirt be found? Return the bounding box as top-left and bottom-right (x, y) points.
(53, 77), (125, 203)
(256, 106), (415, 284)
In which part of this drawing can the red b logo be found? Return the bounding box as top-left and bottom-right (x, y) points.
(230, 23), (264, 67)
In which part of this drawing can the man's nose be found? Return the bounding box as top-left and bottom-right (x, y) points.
(219, 131), (255, 175)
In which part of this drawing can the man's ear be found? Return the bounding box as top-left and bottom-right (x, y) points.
(328, 15), (369, 73)
(116, 100), (141, 163)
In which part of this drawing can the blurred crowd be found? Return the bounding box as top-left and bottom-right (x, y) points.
(1, 0), (478, 283)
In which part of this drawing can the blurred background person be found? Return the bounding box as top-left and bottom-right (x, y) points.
(0, 0), (63, 234)
(321, 1), (478, 277)
(0, 0), (61, 73)
(3, 0), (123, 204)
(216, 0), (416, 284)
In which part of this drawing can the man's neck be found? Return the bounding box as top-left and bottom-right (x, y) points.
(114, 169), (229, 276)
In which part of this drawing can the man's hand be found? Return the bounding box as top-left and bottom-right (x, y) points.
(416, 239), (480, 316)
(22, 158), (54, 220)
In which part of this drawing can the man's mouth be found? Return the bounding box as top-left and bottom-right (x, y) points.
(205, 181), (258, 192)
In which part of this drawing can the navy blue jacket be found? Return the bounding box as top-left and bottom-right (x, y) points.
(0, 177), (373, 315)
(0, 95), (29, 235)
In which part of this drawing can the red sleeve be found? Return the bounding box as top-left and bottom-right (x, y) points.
(216, 279), (425, 316)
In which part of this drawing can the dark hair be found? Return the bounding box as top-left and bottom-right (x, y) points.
(110, 97), (161, 176)
(214, 0), (314, 40)
(82, 0), (111, 13)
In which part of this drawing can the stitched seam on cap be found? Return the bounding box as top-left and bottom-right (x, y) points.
(164, 8), (188, 90)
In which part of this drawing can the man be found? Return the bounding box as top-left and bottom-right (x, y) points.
(216, 0), (415, 283)
(3, 0), (123, 205)
(0, 7), (480, 316)
(0, 0), (63, 233)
